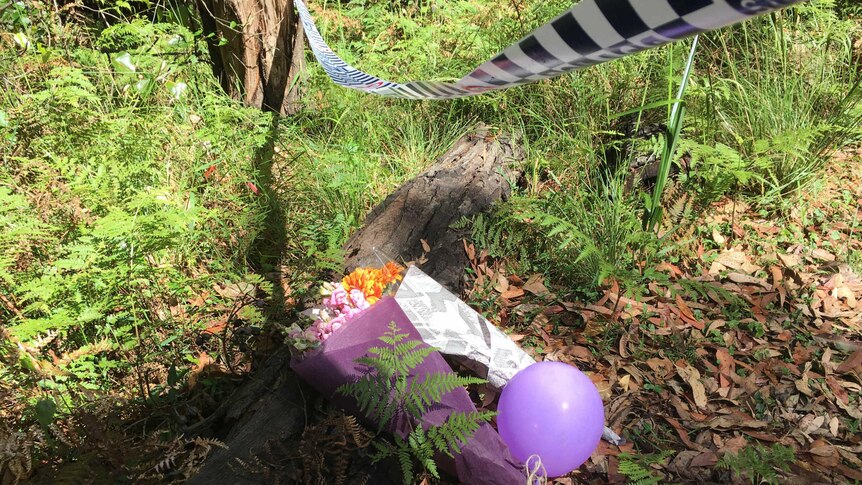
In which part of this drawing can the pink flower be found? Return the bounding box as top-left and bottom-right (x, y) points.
(327, 285), (349, 308)
(329, 314), (346, 329)
(312, 319), (330, 341)
(349, 289), (370, 310)
(313, 313), (350, 342)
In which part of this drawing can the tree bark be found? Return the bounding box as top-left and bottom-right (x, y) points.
(344, 124), (524, 291)
(195, 0), (304, 115)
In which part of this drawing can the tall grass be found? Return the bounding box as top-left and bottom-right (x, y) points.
(689, 2), (861, 207)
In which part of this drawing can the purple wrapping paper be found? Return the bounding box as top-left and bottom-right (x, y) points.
(291, 297), (524, 484)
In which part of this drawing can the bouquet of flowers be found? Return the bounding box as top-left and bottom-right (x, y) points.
(287, 262), (524, 484)
(287, 261), (404, 349)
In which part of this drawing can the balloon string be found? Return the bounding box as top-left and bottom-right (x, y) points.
(524, 454), (547, 485)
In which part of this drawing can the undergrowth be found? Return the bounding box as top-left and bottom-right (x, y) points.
(1, 0), (860, 481)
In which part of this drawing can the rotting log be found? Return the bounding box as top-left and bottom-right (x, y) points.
(188, 125), (523, 484)
(344, 124), (524, 292)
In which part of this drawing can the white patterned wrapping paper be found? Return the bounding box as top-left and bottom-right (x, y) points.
(394, 265), (536, 390)
(394, 265), (626, 445)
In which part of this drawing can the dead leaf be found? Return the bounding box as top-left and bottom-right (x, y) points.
(508, 333), (526, 343)
(675, 293), (697, 321)
(716, 348), (735, 389)
(689, 452), (719, 467)
(809, 440), (840, 468)
(203, 164), (216, 180)
(213, 281), (255, 299)
(836, 349), (862, 374)
(714, 248), (760, 274)
(523, 274), (550, 296)
(777, 252), (801, 268)
(795, 362), (814, 397)
(618, 374), (632, 393)
(836, 465), (862, 481)
(500, 288), (525, 299)
(420, 239), (431, 253)
(494, 273), (509, 293)
(187, 352), (214, 389)
(800, 414), (826, 435)
(829, 416), (839, 437)
(726, 273), (768, 286)
(463, 240), (476, 262)
(587, 372), (612, 400)
(722, 435), (748, 454)
(664, 416), (708, 451)
(676, 362), (708, 410)
(825, 376), (850, 405)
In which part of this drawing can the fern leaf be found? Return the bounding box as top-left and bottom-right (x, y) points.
(369, 440), (395, 463)
(394, 437), (415, 485)
(376, 398), (398, 433)
(407, 373), (487, 416)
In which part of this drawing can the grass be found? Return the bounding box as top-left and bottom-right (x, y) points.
(1, 0), (861, 481)
(1, 13), (276, 461)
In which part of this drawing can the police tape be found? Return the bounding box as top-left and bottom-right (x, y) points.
(295, 0), (805, 100)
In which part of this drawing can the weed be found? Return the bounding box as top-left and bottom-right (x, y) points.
(618, 451), (673, 485)
(690, 4), (861, 208)
(717, 443), (795, 485)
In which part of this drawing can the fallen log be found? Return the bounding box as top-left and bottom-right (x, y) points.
(189, 125), (523, 484)
(344, 124), (523, 291)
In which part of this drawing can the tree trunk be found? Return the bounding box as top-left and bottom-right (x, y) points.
(195, 0), (304, 115)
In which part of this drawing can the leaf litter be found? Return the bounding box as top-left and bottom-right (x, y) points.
(462, 148), (862, 484)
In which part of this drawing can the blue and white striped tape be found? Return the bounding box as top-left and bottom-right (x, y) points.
(295, 0), (805, 99)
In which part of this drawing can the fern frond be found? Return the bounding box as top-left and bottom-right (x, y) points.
(369, 439), (396, 463)
(407, 428), (439, 479)
(618, 459), (662, 485)
(393, 345), (434, 376)
(406, 373), (487, 417)
(337, 323), (492, 484)
(393, 436), (415, 485)
(426, 411), (494, 458)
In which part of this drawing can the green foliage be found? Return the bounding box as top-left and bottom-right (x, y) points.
(485, 168), (671, 292)
(1, 0), (860, 479)
(717, 444), (795, 485)
(337, 322), (492, 483)
(97, 19), (193, 52)
(618, 451), (673, 485)
(689, 2), (861, 208)
(0, 12), (275, 423)
(642, 37), (699, 232)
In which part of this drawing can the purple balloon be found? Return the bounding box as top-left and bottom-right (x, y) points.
(497, 361), (604, 477)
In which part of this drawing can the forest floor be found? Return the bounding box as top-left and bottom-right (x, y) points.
(457, 146), (862, 484)
(2, 1), (861, 484)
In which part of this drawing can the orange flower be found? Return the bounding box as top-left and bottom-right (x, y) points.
(341, 262), (403, 305)
(342, 267), (384, 304)
(379, 261), (404, 285)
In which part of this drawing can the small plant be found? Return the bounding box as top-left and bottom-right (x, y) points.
(717, 443), (795, 485)
(618, 451), (672, 485)
(643, 36), (700, 232)
(337, 322), (493, 484)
